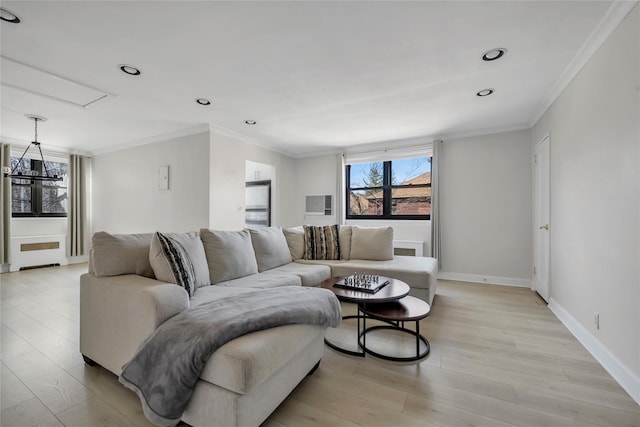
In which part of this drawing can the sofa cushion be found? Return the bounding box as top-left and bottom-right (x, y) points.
(330, 256), (436, 291)
(216, 273), (301, 289)
(303, 224), (341, 260)
(262, 262), (332, 287)
(349, 225), (394, 261)
(91, 232), (155, 278)
(294, 259), (346, 268)
(200, 229), (258, 284)
(88, 248), (95, 274)
(149, 232), (210, 295)
(249, 227), (292, 272)
(339, 225), (352, 260)
(199, 323), (325, 394)
(283, 226), (304, 260)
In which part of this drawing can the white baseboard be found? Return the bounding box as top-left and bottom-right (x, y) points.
(548, 298), (640, 405)
(437, 271), (532, 288)
(67, 255), (89, 265)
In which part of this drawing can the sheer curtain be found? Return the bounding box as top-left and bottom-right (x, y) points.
(343, 144), (432, 165)
(67, 154), (90, 258)
(0, 144), (10, 267)
(335, 153), (345, 225)
(430, 140), (442, 268)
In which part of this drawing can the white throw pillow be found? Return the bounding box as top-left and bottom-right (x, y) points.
(249, 227), (292, 272)
(283, 226), (305, 260)
(349, 225), (394, 261)
(200, 229), (259, 284)
(149, 232), (210, 294)
(339, 225), (352, 260)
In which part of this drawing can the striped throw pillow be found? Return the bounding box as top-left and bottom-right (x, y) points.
(303, 225), (341, 260)
(155, 232), (197, 297)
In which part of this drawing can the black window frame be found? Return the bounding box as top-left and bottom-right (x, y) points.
(11, 159), (68, 218)
(346, 158), (431, 221)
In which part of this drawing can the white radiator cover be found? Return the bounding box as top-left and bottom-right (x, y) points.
(10, 234), (68, 272)
(393, 240), (424, 257)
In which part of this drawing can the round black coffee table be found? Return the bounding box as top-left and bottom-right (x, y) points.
(321, 276), (429, 360)
(360, 295), (430, 361)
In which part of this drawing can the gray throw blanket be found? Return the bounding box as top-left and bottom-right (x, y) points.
(119, 286), (341, 427)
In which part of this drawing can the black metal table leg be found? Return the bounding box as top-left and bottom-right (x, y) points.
(324, 312), (366, 357)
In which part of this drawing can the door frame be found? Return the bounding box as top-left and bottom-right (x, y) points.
(533, 133), (550, 302)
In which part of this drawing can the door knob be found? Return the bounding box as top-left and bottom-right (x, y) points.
(539, 224), (549, 230)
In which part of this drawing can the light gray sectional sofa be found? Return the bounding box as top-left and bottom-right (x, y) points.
(80, 225), (437, 427)
(283, 225), (438, 304)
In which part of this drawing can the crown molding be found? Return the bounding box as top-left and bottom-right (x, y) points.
(529, 1), (638, 127)
(89, 121), (297, 159)
(432, 123), (531, 143)
(291, 123), (531, 159)
(6, 121), (531, 161)
(0, 136), (85, 158)
(89, 123), (210, 156)
(207, 122), (294, 159)
(291, 135), (435, 160)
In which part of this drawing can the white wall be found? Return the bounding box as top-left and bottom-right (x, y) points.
(293, 137), (532, 271)
(209, 131), (297, 230)
(295, 155), (340, 226)
(439, 129), (533, 284)
(531, 4), (639, 391)
(91, 131), (210, 233)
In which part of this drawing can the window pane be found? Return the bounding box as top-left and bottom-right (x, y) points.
(9, 157), (69, 216)
(43, 160), (68, 184)
(391, 187), (431, 216)
(12, 186), (32, 214)
(9, 157), (33, 184)
(349, 190), (383, 216)
(42, 186), (68, 214)
(346, 156), (432, 219)
(391, 157), (431, 185)
(349, 162), (384, 188)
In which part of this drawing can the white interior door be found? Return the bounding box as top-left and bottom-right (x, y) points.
(533, 135), (550, 302)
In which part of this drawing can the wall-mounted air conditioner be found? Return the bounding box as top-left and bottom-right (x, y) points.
(305, 195), (333, 216)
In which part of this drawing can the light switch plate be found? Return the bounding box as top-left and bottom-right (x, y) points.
(158, 165), (169, 190)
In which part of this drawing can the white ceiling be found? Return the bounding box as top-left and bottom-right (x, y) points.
(0, 1), (629, 157)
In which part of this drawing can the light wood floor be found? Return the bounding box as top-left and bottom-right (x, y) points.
(1, 264), (639, 427)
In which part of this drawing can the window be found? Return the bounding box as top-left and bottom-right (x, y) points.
(346, 156), (431, 220)
(10, 157), (68, 217)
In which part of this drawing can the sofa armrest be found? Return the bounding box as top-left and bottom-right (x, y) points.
(80, 273), (189, 375)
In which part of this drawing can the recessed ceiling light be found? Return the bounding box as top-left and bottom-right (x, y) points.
(196, 98), (211, 106)
(0, 7), (20, 23)
(482, 48), (507, 61)
(476, 89), (494, 97)
(119, 64), (141, 76)
(245, 120), (257, 125)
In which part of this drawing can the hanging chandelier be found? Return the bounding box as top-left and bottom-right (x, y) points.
(3, 115), (63, 182)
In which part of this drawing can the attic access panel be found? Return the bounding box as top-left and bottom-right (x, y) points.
(1, 56), (112, 108)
